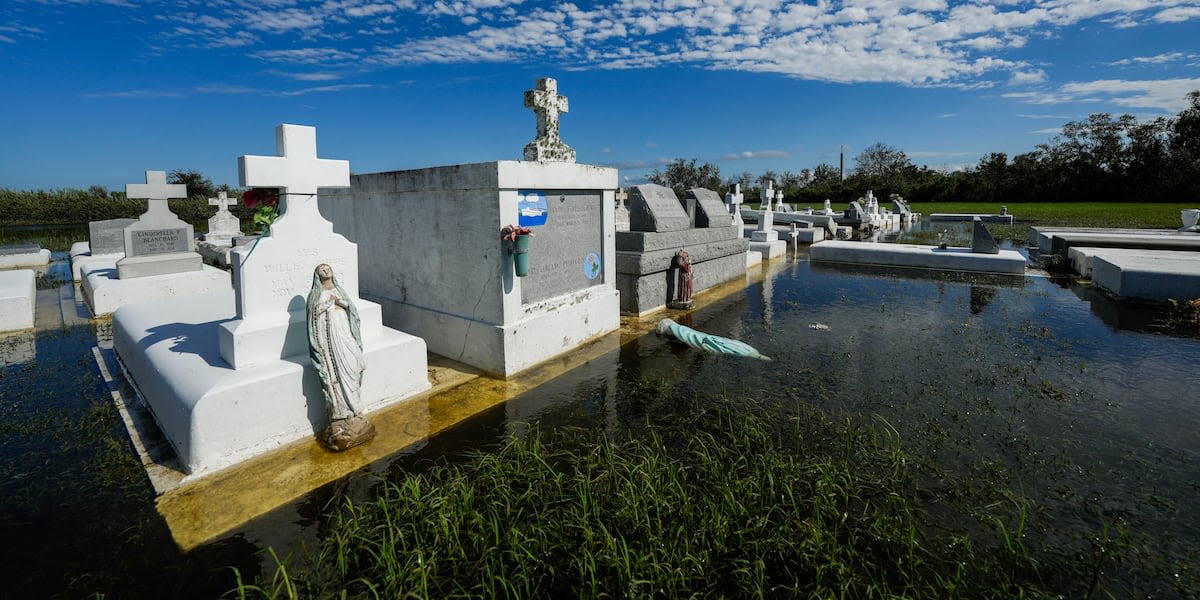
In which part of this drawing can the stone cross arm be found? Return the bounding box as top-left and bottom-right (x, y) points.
(126, 170), (187, 201)
(238, 124), (349, 197)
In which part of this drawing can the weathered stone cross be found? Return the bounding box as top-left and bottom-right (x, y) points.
(126, 170), (187, 218)
(615, 188), (628, 209)
(208, 191), (237, 212)
(523, 77), (576, 162)
(238, 124), (349, 225)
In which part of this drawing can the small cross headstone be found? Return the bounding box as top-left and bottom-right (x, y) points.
(121, 171), (192, 260)
(523, 77), (576, 162)
(206, 191), (242, 244)
(762, 182), (775, 211)
(726, 184), (744, 231)
(614, 188), (631, 232)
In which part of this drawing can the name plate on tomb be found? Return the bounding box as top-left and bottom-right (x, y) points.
(521, 190), (604, 305)
(130, 227), (190, 256)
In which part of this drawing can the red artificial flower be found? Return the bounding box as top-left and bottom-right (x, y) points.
(242, 188), (279, 209)
(500, 224), (534, 242)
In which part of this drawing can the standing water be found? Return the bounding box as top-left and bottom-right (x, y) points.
(1, 237), (1197, 597)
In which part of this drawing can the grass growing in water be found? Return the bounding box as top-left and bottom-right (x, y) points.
(232, 400), (1059, 599)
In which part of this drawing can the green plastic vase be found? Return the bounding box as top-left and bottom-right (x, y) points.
(513, 234), (531, 277)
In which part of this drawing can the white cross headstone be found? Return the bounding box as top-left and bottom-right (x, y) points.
(207, 191), (242, 242)
(523, 77), (576, 162)
(119, 170), (199, 271)
(238, 124), (349, 227)
(221, 124), (354, 368)
(127, 170), (187, 219)
(762, 182), (775, 212)
(209, 191), (236, 212)
(726, 183), (745, 232)
(615, 188), (628, 210)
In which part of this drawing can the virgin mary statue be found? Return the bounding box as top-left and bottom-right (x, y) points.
(307, 263), (376, 450)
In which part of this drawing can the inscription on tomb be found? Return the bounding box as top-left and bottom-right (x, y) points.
(522, 190), (603, 304)
(130, 228), (189, 256)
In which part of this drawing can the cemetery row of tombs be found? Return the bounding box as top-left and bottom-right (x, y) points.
(3, 78), (1199, 547)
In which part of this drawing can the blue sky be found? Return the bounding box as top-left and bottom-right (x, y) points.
(2, 0), (1199, 191)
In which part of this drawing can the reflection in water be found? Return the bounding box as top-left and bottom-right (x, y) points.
(3, 237), (1199, 597)
(969, 285), (996, 314)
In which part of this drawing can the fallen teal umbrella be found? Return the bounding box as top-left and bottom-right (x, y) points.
(655, 318), (772, 361)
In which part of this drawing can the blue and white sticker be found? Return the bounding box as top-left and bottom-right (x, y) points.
(518, 191), (548, 227)
(583, 252), (601, 280)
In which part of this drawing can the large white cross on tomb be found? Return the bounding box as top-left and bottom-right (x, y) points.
(126, 170), (187, 217)
(221, 124), (354, 368)
(238, 124), (349, 225)
(523, 77), (576, 162)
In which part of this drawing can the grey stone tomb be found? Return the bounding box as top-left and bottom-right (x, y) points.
(616, 184), (748, 314)
(630, 183), (692, 232)
(117, 171), (203, 278)
(687, 188), (733, 229)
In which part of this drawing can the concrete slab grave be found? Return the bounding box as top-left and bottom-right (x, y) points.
(111, 123), (430, 478)
(0, 269), (35, 332)
(0, 244), (50, 269)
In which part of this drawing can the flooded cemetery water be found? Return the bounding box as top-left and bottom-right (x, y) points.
(2, 228), (1199, 597)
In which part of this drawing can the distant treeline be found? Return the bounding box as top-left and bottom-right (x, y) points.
(0, 171), (254, 227)
(650, 90), (1200, 205)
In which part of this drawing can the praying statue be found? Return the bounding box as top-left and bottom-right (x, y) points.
(307, 263), (376, 451)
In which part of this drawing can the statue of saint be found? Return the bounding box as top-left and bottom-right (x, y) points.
(307, 263), (375, 451)
(668, 249), (694, 309)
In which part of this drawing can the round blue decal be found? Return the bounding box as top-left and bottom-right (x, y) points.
(583, 252), (601, 280)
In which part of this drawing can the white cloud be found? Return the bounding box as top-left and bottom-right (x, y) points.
(721, 150), (791, 160)
(1010, 69), (1047, 85)
(1110, 51), (1194, 66)
(1060, 78), (1200, 111)
(1155, 5), (1200, 22)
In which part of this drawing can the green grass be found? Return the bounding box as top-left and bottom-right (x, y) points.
(907, 202), (1193, 229)
(231, 401), (1058, 599)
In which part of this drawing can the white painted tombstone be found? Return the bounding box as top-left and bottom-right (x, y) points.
(112, 124), (430, 476)
(746, 184), (785, 259)
(205, 191), (242, 246)
(220, 124), (359, 368)
(821, 199), (833, 215)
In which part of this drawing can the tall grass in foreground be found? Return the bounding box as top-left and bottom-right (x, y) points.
(231, 403), (1057, 599)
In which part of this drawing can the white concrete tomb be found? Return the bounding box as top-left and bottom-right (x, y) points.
(0, 269), (35, 332)
(113, 124), (430, 477)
